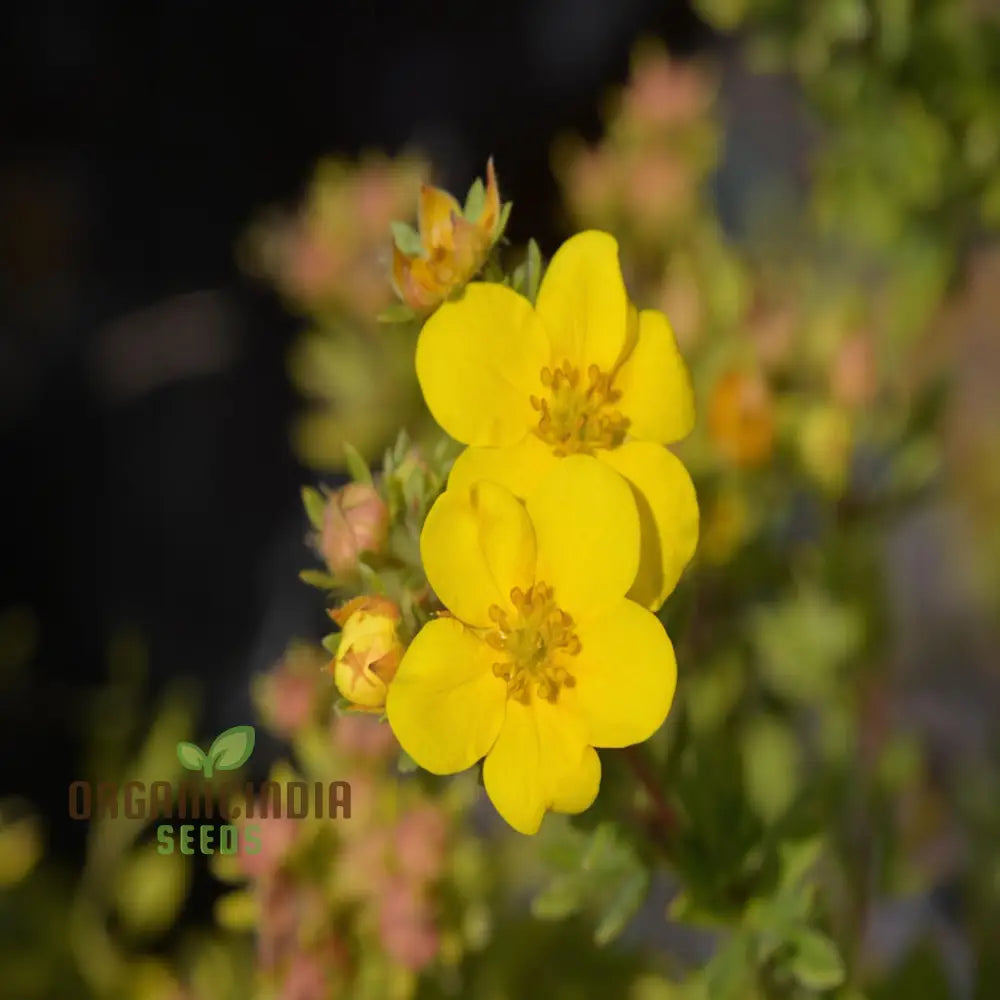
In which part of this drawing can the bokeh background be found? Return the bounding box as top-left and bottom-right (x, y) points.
(3, 2), (1000, 998)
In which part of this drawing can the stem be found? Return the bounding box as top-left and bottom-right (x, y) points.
(623, 745), (679, 844)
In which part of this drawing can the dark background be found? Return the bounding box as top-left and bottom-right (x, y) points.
(0, 1), (714, 859)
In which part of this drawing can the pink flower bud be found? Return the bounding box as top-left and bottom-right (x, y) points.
(394, 805), (448, 883)
(320, 483), (389, 577)
(378, 878), (440, 970)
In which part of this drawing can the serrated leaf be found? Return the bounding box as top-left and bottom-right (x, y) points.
(207, 725), (256, 774)
(464, 178), (486, 221)
(299, 569), (338, 590)
(342, 442), (373, 485)
(377, 303), (417, 324)
(787, 929), (846, 990)
(176, 741), (207, 772)
(390, 220), (423, 256)
(594, 869), (649, 946)
(301, 486), (326, 530)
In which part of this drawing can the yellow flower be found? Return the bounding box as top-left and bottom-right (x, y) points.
(386, 457), (677, 835)
(415, 230), (698, 611)
(392, 160), (503, 311)
(330, 596), (404, 711)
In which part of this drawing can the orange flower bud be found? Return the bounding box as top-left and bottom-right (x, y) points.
(329, 597), (403, 711)
(392, 159), (503, 312)
(708, 369), (776, 467)
(320, 483), (389, 577)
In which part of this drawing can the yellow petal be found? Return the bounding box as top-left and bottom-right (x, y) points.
(418, 184), (463, 251)
(572, 598), (676, 747)
(482, 698), (599, 834)
(386, 617), (505, 774)
(448, 435), (558, 498)
(421, 478), (535, 627)
(535, 231), (630, 372)
(416, 283), (549, 446)
(526, 454), (640, 620)
(600, 442), (699, 611)
(615, 310), (695, 443)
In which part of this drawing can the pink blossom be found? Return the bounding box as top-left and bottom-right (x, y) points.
(394, 805), (448, 883)
(378, 878), (440, 970)
(320, 483), (389, 577)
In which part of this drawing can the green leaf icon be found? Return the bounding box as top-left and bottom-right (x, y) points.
(205, 725), (256, 778)
(176, 741), (207, 772)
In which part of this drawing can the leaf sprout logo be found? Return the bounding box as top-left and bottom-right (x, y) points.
(67, 722), (352, 858)
(176, 725), (256, 778)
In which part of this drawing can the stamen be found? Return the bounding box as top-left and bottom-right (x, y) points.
(531, 361), (630, 455)
(483, 581), (582, 706)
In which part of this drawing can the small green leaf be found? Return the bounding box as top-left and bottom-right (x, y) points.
(299, 569), (338, 590)
(532, 876), (584, 921)
(301, 486), (326, 530)
(594, 869), (649, 946)
(321, 633), (341, 656)
(390, 220), (423, 256)
(496, 201), (513, 240)
(357, 560), (385, 595)
(525, 238), (543, 302)
(176, 741), (207, 772)
(397, 749), (419, 774)
(787, 929), (846, 990)
(207, 725), (256, 775)
(377, 303), (417, 324)
(464, 178), (486, 221)
(342, 442), (373, 485)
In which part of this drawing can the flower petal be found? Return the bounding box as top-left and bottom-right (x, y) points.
(482, 698), (599, 834)
(599, 442), (699, 611)
(615, 309), (695, 443)
(416, 283), (548, 447)
(421, 478), (536, 627)
(418, 184), (463, 251)
(526, 454), (640, 620)
(448, 435), (558, 499)
(571, 598), (676, 747)
(386, 618), (506, 774)
(535, 231), (630, 372)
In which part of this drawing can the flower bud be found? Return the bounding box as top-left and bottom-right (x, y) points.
(329, 597), (403, 710)
(320, 483), (389, 577)
(708, 368), (776, 467)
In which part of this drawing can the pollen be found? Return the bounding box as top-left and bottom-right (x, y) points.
(485, 582), (582, 705)
(530, 360), (630, 455)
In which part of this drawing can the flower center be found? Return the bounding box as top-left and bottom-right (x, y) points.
(485, 582), (581, 704)
(530, 361), (630, 456)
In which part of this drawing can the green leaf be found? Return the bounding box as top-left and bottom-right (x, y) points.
(301, 486), (326, 530)
(594, 869), (649, 946)
(496, 201), (513, 240)
(342, 442), (373, 485)
(390, 220), (423, 256)
(741, 716), (800, 824)
(298, 569), (338, 590)
(377, 303), (417, 324)
(207, 725), (256, 775)
(357, 560), (386, 595)
(787, 928), (846, 990)
(176, 741), (207, 772)
(532, 875), (584, 921)
(464, 178), (486, 221)
(321, 633), (341, 656)
(397, 749), (419, 774)
(525, 238), (543, 303)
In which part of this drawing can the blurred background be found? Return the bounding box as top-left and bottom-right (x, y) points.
(3, 1), (1000, 999)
